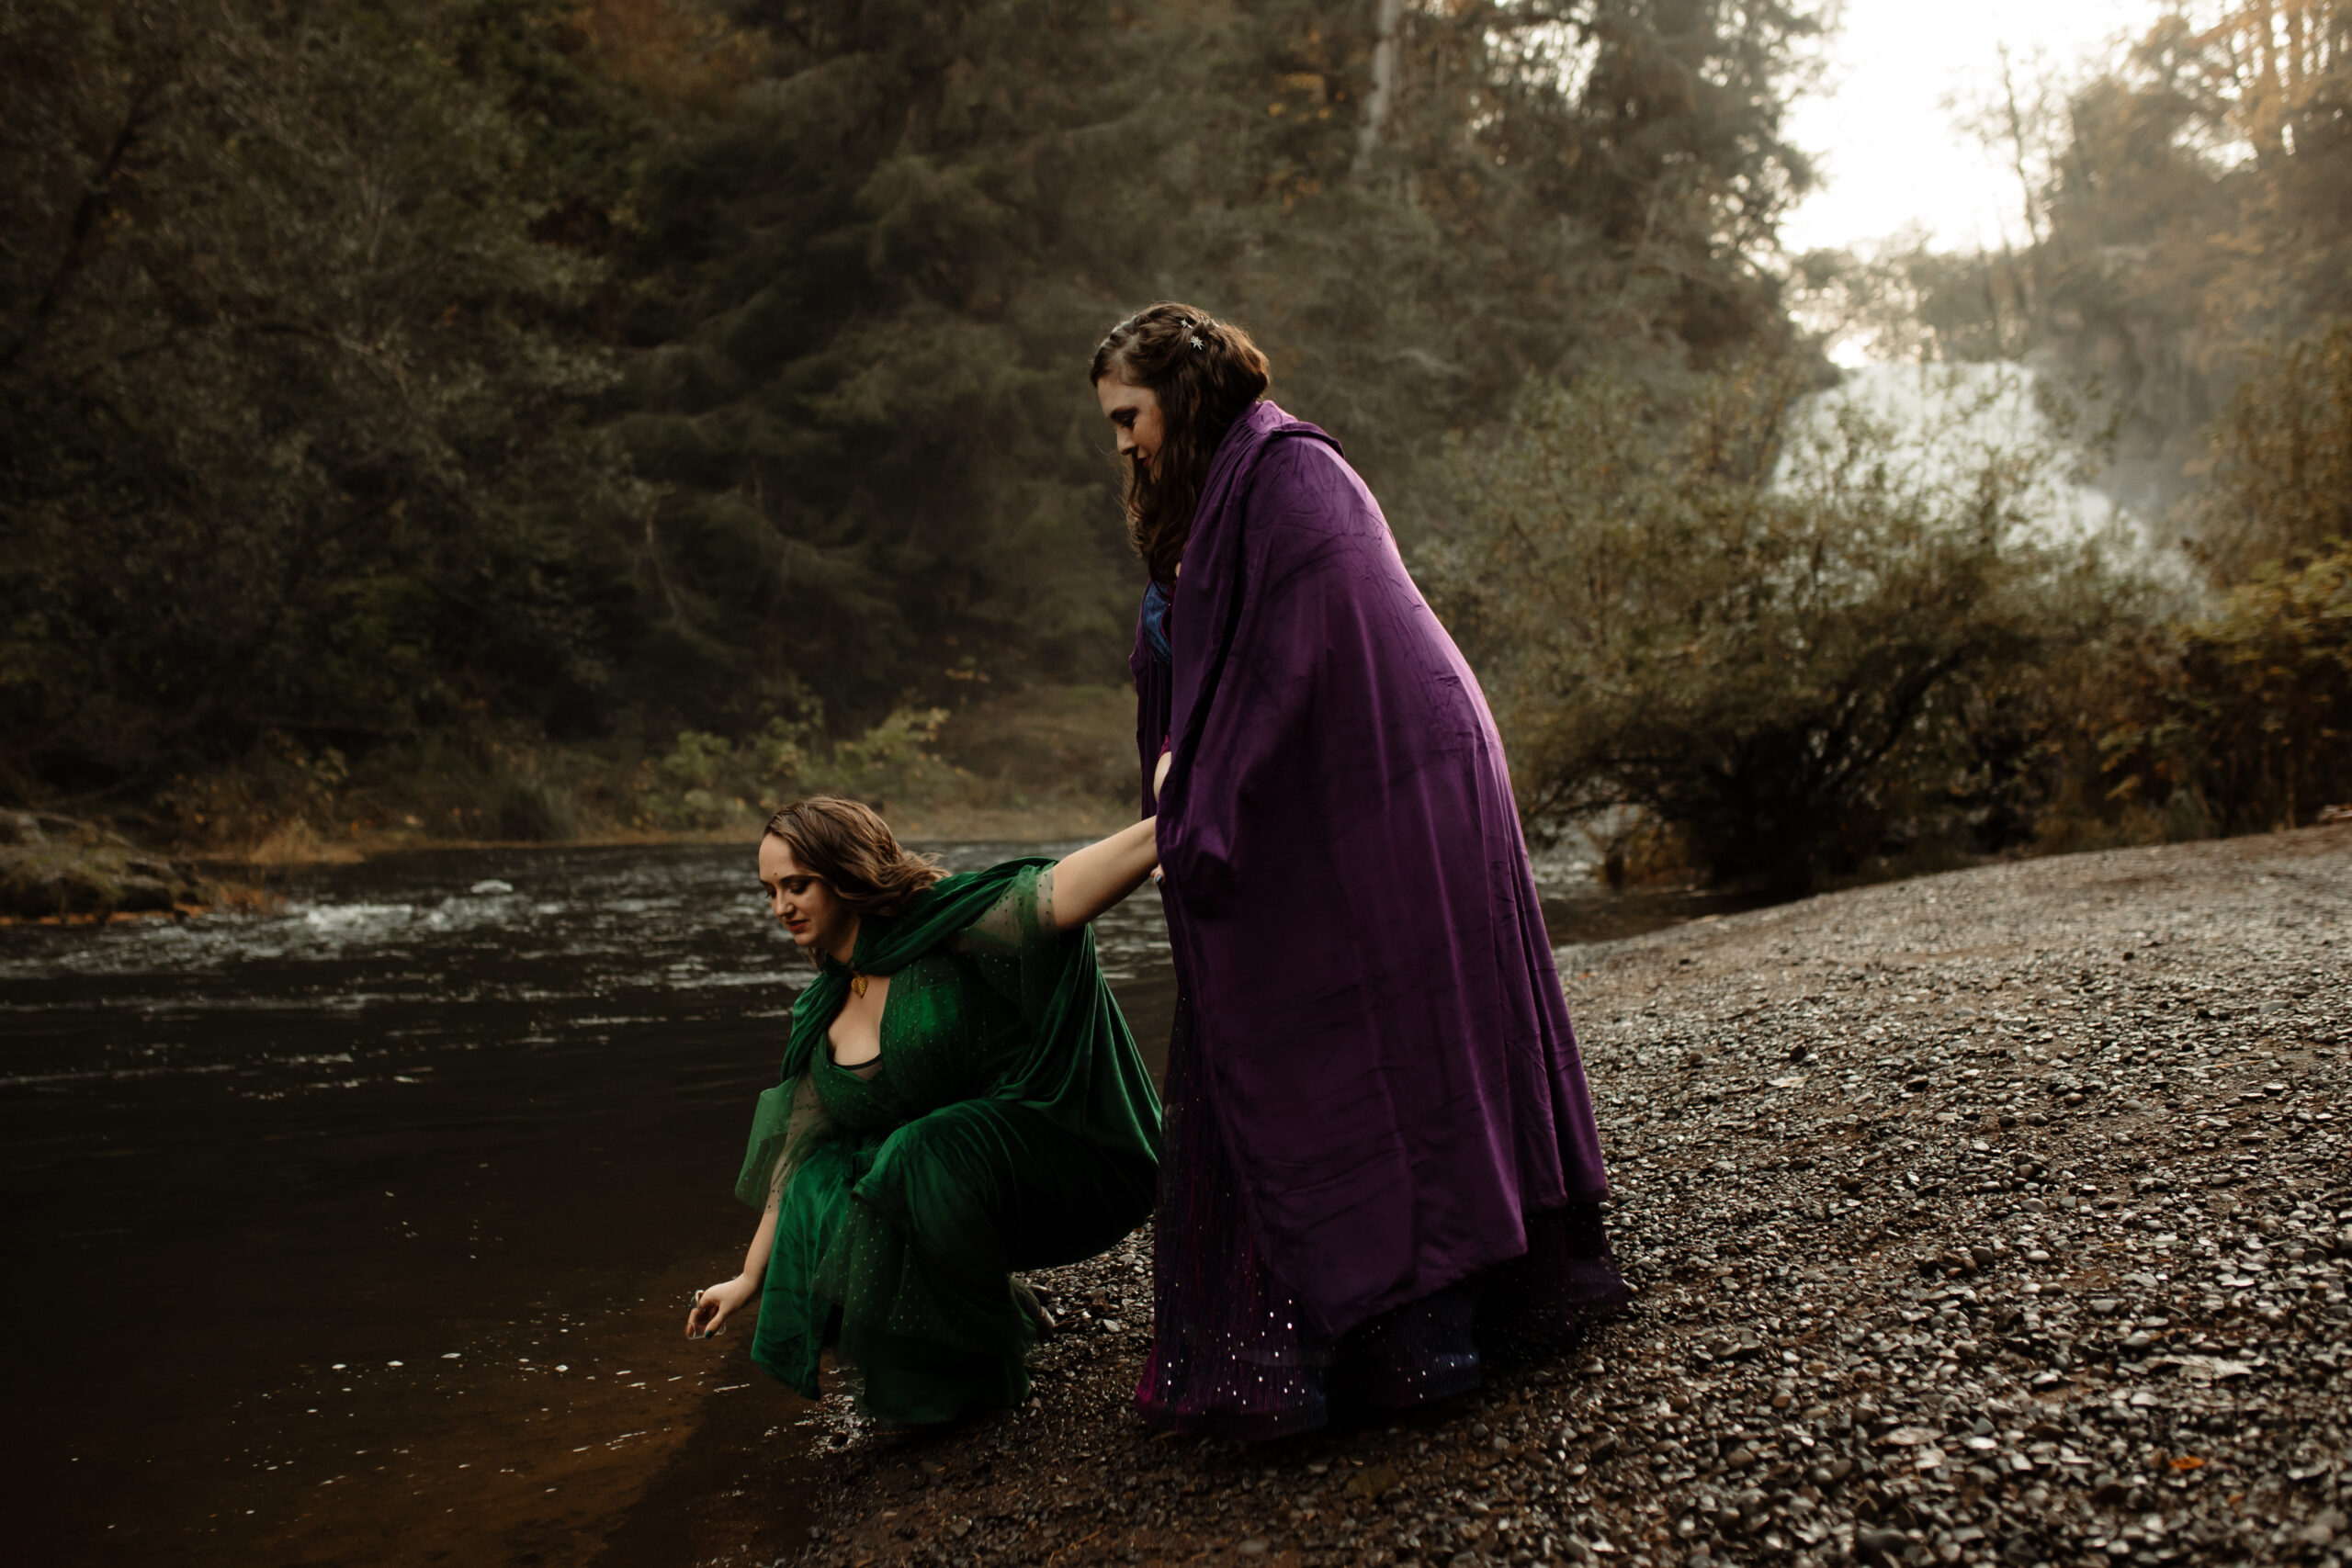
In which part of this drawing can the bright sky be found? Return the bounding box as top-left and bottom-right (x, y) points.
(1780, 0), (2154, 254)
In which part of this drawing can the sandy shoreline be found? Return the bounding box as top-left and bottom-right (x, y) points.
(661, 824), (2352, 1568)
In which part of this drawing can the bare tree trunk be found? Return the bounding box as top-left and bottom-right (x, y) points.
(1993, 45), (2050, 336)
(1995, 46), (2044, 251)
(2248, 0), (2288, 162)
(1352, 0), (1406, 179)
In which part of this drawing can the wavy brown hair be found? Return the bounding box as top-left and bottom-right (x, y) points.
(1091, 303), (1272, 586)
(763, 797), (943, 918)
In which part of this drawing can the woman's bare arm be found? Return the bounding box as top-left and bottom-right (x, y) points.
(1048, 817), (1159, 931)
(686, 1194), (778, 1337)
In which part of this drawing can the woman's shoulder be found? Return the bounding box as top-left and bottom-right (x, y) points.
(970, 855), (1056, 886)
(899, 857), (1057, 961)
(1247, 424), (1356, 489)
(1253, 419), (1346, 468)
(905, 857), (1052, 900)
(1243, 426), (1374, 530)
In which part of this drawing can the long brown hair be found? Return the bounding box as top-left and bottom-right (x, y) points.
(763, 797), (943, 917)
(1091, 303), (1272, 586)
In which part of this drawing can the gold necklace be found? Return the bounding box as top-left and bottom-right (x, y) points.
(849, 971), (869, 998)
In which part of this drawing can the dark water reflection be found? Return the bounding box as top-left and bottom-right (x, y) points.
(0, 841), (1748, 1565)
(0, 842), (1171, 1567)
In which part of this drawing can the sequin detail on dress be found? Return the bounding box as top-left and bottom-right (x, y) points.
(1134, 996), (1627, 1440)
(741, 863), (1159, 1426)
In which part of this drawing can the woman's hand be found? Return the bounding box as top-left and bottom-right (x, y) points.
(1148, 753), (1172, 885)
(685, 1273), (759, 1338)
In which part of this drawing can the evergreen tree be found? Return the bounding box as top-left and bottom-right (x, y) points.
(0, 0), (647, 790)
(1, 0), (1828, 803)
(617, 0), (1826, 729)
(612, 0), (1174, 736)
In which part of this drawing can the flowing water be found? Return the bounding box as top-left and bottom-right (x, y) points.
(2, 841), (1760, 1565)
(1786, 359), (2195, 571)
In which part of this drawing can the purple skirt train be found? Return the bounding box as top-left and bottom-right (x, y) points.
(1134, 996), (1630, 1441)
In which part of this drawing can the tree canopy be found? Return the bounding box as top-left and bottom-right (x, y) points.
(1, 0), (1825, 799)
(1796, 2), (2352, 535)
(1, 0), (652, 792)
(611, 0), (1826, 732)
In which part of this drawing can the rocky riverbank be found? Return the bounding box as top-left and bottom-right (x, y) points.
(0, 809), (228, 919)
(769, 824), (2351, 1568)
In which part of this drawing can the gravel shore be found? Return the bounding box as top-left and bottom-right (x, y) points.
(786, 825), (2352, 1568)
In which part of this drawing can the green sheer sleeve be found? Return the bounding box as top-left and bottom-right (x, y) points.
(949, 863), (1069, 1021)
(734, 1021), (842, 1209)
(741, 857), (1158, 1201)
(732, 856), (1161, 1423)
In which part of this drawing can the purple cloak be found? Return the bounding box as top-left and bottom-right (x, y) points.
(1134, 400), (1612, 1339)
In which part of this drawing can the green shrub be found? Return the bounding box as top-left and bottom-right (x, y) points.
(2095, 318), (2352, 831)
(2101, 546), (2352, 830)
(493, 781), (575, 842)
(632, 706), (965, 832)
(1430, 360), (2157, 891)
(2194, 320), (2352, 584)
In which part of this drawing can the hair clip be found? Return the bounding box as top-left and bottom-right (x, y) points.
(1189, 334), (1204, 350)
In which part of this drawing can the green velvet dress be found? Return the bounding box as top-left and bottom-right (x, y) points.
(735, 859), (1161, 1424)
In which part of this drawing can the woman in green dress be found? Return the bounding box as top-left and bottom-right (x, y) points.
(684, 797), (1164, 1427)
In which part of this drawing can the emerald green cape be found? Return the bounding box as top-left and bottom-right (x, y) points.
(735, 859), (1162, 1208)
(729, 859), (1163, 1421)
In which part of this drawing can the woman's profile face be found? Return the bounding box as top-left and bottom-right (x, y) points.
(758, 836), (854, 955)
(1096, 377), (1165, 475)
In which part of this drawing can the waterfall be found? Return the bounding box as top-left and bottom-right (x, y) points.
(1783, 361), (2162, 559)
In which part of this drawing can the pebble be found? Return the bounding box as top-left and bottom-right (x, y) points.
(786, 827), (2352, 1568)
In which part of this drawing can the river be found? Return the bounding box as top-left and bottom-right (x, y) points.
(1, 841), (1762, 1566)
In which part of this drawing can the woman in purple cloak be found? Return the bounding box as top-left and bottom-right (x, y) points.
(1093, 302), (1627, 1438)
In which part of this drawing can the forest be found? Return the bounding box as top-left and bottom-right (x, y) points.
(3, 0), (2347, 887)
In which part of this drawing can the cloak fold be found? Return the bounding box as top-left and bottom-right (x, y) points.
(1136, 400), (1610, 1338)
